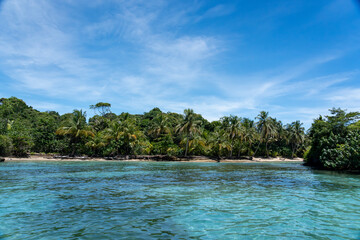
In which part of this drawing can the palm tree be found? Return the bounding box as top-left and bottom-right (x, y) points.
(286, 121), (305, 158)
(148, 113), (171, 139)
(222, 115), (242, 157)
(181, 130), (207, 156)
(86, 131), (106, 156)
(207, 128), (230, 159)
(255, 111), (277, 157)
(176, 109), (201, 157)
(56, 110), (94, 156)
(89, 115), (110, 132)
(242, 118), (257, 157)
(105, 119), (142, 155)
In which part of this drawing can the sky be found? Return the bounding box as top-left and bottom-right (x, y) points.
(0, 0), (360, 127)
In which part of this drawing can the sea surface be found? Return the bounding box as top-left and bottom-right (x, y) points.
(0, 161), (360, 239)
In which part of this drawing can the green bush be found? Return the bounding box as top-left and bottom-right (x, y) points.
(303, 146), (311, 160)
(279, 147), (292, 158)
(11, 135), (33, 157)
(306, 108), (360, 170)
(319, 130), (360, 170)
(167, 146), (182, 156)
(0, 135), (13, 156)
(269, 151), (279, 158)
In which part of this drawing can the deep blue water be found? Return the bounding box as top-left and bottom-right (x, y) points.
(0, 161), (360, 239)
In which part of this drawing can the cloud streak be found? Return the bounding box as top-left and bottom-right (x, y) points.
(0, 0), (359, 128)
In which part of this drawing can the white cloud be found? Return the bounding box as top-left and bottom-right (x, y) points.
(0, 0), (108, 100)
(0, 0), (222, 103)
(0, 0), (359, 128)
(326, 88), (360, 106)
(194, 4), (235, 22)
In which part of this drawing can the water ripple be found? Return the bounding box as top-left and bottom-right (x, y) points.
(1, 161), (360, 239)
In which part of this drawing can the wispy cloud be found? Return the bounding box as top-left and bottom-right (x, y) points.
(194, 4), (235, 22)
(0, 0), (359, 128)
(0, 0), (108, 100)
(325, 88), (360, 108)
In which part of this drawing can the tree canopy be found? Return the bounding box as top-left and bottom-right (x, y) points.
(305, 108), (360, 170)
(0, 97), (308, 161)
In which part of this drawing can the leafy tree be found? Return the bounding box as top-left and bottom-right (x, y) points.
(0, 97), (30, 118)
(0, 97), (311, 160)
(32, 112), (60, 153)
(319, 130), (360, 170)
(305, 108), (360, 170)
(7, 119), (33, 157)
(0, 135), (12, 156)
(90, 102), (111, 116)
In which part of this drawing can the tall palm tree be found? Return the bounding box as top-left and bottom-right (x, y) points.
(56, 110), (94, 156)
(242, 118), (257, 157)
(176, 109), (201, 157)
(255, 111), (277, 157)
(286, 121), (305, 158)
(223, 115), (242, 157)
(182, 133), (206, 156)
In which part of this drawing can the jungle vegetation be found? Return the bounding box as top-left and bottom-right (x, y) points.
(0, 97), (309, 161)
(304, 108), (360, 170)
(5, 96), (360, 171)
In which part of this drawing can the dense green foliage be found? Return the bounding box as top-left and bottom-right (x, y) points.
(0, 97), (306, 158)
(305, 108), (360, 170)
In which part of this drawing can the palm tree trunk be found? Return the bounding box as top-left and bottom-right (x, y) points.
(266, 141), (269, 158)
(70, 137), (76, 157)
(185, 135), (189, 157)
(253, 141), (261, 158)
(248, 142), (252, 157)
(291, 143), (297, 159)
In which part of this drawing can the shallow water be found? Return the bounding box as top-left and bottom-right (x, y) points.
(0, 161), (360, 239)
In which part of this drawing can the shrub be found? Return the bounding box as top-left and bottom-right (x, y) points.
(0, 135), (13, 156)
(11, 136), (33, 157)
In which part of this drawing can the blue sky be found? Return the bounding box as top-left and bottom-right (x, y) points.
(0, 0), (360, 127)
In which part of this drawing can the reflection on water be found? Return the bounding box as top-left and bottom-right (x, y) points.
(1, 161), (360, 239)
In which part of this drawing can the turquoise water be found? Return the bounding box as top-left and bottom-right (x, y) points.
(1, 161), (360, 239)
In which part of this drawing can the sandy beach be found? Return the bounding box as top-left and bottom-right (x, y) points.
(3, 155), (303, 163)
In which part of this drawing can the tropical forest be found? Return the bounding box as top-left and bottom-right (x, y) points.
(1, 97), (360, 171)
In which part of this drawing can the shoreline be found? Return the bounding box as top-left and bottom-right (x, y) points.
(3, 155), (303, 163)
